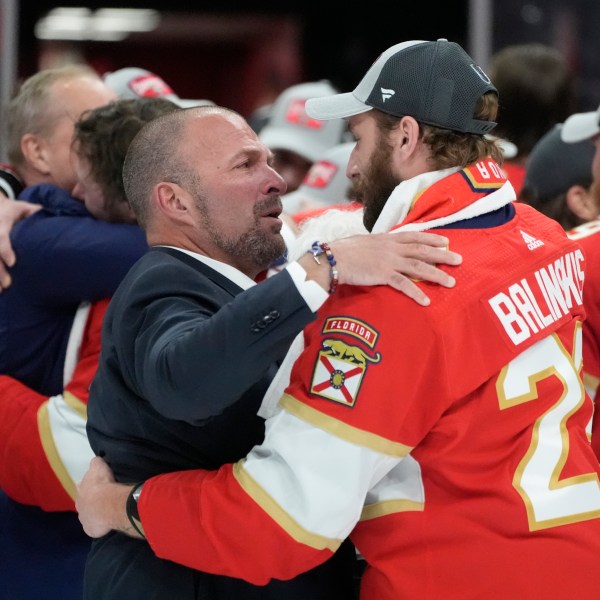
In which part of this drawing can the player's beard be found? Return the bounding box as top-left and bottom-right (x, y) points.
(351, 138), (401, 232)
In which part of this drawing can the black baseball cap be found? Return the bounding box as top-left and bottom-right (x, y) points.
(524, 124), (595, 201)
(306, 39), (497, 135)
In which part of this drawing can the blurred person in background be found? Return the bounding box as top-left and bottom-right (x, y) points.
(489, 42), (577, 195)
(0, 64), (117, 289)
(254, 81), (352, 276)
(103, 66), (215, 109)
(0, 96), (177, 600)
(282, 141), (362, 225)
(266, 141), (364, 279)
(560, 105), (600, 460)
(519, 123), (598, 230)
(259, 80), (349, 194)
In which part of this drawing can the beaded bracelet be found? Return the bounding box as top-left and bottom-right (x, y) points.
(309, 241), (339, 294)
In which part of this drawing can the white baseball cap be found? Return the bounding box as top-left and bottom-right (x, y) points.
(103, 67), (214, 109)
(259, 80), (349, 162)
(561, 105), (600, 143)
(281, 142), (355, 216)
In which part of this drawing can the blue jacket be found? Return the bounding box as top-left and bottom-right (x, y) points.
(0, 184), (147, 600)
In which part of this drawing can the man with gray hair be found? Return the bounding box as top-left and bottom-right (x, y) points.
(0, 64), (117, 289)
(0, 66), (117, 600)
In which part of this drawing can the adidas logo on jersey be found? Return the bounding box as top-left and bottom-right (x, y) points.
(520, 230), (544, 250)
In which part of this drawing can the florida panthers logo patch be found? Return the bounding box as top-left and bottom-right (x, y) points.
(310, 337), (381, 407)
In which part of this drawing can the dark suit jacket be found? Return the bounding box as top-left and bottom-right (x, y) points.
(85, 246), (357, 600)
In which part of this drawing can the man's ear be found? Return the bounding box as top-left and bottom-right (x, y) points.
(20, 134), (51, 176)
(566, 184), (599, 221)
(393, 116), (421, 156)
(155, 182), (194, 224)
(389, 116), (427, 179)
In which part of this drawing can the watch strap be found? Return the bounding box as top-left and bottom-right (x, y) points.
(126, 481), (146, 538)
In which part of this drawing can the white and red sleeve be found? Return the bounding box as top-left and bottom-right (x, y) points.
(0, 299), (108, 510)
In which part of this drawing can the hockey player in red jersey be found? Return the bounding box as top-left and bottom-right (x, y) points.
(567, 219), (600, 459)
(561, 104), (600, 460)
(77, 39), (600, 599)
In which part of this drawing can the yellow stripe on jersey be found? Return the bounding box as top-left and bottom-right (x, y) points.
(280, 393), (413, 458)
(63, 390), (88, 419)
(461, 162), (506, 191)
(360, 498), (424, 522)
(37, 402), (76, 500)
(233, 460), (342, 552)
(583, 372), (600, 398)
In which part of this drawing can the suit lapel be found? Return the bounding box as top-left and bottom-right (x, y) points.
(150, 246), (244, 297)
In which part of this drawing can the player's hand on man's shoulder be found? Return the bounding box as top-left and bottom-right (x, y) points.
(331, 231), (462, 306)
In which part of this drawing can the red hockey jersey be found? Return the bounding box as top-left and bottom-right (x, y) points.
(140, 162), (600, 598)
(568, 218), (600, 459)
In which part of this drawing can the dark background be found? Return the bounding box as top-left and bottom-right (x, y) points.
(15, 1), (470, 118)
(9, 1), (600, 120)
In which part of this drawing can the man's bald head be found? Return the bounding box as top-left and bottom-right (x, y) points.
(123, 106), (244, 228)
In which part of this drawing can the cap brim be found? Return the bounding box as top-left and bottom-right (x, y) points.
(176, 98), (215, 108)
(561, 111), (600, 143)
(306, 92), (372, 120)
(486, 135), (517, 159)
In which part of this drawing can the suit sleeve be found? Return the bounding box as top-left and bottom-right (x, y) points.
(131, 265), (318, 422)
(0, 300), (108, 510)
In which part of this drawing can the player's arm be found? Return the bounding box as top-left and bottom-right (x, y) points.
(0, 300), (108, 510)
(0, 190), (41, 290)
(296, 231), (461, 307)
(77, 400), (402, 583)
(582, 326), (600, 460)
(0, 376), (85, 510)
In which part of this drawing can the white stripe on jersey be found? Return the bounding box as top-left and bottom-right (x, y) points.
(46, 393), (94, 485)
(63, 301), (91, 385)
(241, 407), (402, 541)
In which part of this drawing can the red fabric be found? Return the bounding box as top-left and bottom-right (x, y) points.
(63, 298), (109, 400)
(0, 376), (73, 510)
(143, 467), (333, 584)
(138, 182), (600, 598)
(0, 298), (109, 510)
(568, 219), (600, 460)
(502, 160), (526, 197)
(292, 202), (362, 225)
